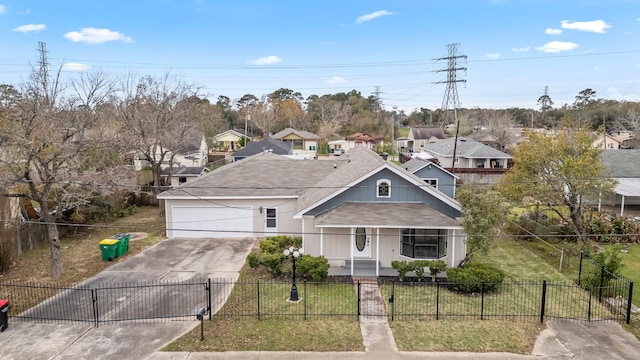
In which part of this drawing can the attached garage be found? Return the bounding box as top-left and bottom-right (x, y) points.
(169, 205), (254, 238)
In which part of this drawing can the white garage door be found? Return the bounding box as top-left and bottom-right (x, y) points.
(170, 205), (254, 238)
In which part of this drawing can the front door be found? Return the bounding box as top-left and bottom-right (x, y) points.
(352, 227), (371, 258)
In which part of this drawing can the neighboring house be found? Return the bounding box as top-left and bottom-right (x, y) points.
(270, 128), (320, 159)
(212, 129), (254, 151)
(422, 137), (511, 170)
(402, 157), (458, 199)
(157, 147), (466, 276)
(328, 132), (384, 154)
(133, 135), (209, 171)
(160, 166), (209, 188)
(593, 133), (621, 150)
(232, 138), (292, 161)
(406, 127), (446, 153)
(600, 150), (640, 215)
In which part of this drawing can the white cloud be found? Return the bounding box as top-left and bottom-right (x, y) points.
(13, 24), (46, 32)
(545, 28), (563, 35)
(356, 10), (394, 24)
(606, 86), (640, 102)
(18, 8), (31, 14)
(0, 5), (6, 14)
(485, 53), (500, 59)
(64, 27), (134, 44)
(536, 41), (579, 53)
(62, 63), (90, 71)
(326, 76), (346, 84)
(560, 20), (611, 33)
(249, 55), (281, 65)
(512, 46), (530, 52)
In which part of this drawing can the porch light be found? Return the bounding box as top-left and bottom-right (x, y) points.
(283, 246), (304, 301)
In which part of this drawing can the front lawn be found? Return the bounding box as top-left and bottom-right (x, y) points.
(166, 236), (572, 354)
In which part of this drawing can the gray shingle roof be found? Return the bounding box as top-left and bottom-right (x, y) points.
(401, 158), (457, 178)
(601, 150), (640, 178)
(295, 147), (386, 212)
(233, 138), (292, 158)
(315, 202), (461, 228)
(423, 137), (511, 159)
(410, 127), (446, 140)
(157, 152), (343, 199)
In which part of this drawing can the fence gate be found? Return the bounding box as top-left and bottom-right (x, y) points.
(2, 279), (211, 326)
(356, 279), (388, 321)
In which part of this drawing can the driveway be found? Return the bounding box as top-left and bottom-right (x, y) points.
(0, 237), (254, 360)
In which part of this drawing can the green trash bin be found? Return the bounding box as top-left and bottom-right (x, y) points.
(112, 233), (131, 254)
(99, 239), (119, 261)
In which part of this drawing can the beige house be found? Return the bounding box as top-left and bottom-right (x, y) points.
(212, 129), (254, 151)
(270, 128), (320, 159)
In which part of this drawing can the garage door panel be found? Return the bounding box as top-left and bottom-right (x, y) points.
(171, 206), (253, 238)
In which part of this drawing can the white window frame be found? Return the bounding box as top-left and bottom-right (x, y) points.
(265, 207), (277, 232)
(423, 178), (438, 189)
(376, 179), (391, 198)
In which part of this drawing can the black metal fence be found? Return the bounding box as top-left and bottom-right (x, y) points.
(1, 279), (212, 326)
(0, 276), (634, 327)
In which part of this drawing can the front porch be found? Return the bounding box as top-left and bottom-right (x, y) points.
(328, 259), (398, 277)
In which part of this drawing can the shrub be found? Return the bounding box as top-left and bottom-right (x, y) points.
(295, 256), (330, 281)
(412, 260), (430, 281)
(260, 253), (284, 276)
(259, 236), (302, 255)
(580, 246), (624, 294)
(428, 260), (447, 282)
(247, 252), (261, 268)
(391, 260), (413, 282)
(446, 263), (505, 293)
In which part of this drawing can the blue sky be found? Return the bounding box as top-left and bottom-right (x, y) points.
(1, 0), (639, 112)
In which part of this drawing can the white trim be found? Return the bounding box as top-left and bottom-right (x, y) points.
(158, 195), (298, 200)
(376, 179), (391, 198)
(375, 228), (380, 277)
(320, 227), (324, 256)
(316, 224), (463, 230)
(264, 207), (278, 233)
(350, 228), (354, 276)
(450, 230), (456, 268)
(422, 178), (439, 190)
(301, 217), (305, 249)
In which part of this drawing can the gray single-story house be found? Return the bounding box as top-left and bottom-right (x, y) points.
(157, 147), (466, 276)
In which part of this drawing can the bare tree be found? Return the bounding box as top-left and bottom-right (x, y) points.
(307, 96), (351, 139)
(0, 58), (116, 277)
(116, 73), (201, 193)
(482, 110), (516, 151)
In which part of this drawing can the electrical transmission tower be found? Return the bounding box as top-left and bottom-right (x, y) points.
(371, 86), (384, 122)
(433, 43), (467, 170)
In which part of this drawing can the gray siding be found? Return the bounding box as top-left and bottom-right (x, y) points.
(305, 168), (461, 218)
(412, 166), (456, 198)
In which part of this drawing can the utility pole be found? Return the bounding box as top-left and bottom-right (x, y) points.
(433, 43), (467, 171)
(36, 41), (51, 106)
(392, 105), (397, 158)
(371, 86), (383, 122)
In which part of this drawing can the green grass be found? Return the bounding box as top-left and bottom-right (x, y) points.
(605, 244), (640, 307)
(163, 319), (364, 352)
(391, 320), (544, 353)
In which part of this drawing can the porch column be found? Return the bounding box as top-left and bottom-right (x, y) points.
(621, 195), (626, 216)
(350, 227), (354, 276)
(450, 230), (456, 268)
(301, 217), (305, 248)
(376, 228), (380, 277)
(320, 228), (324, 256)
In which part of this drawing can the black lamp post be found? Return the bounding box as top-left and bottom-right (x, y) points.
(283, 246), (304, 301)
